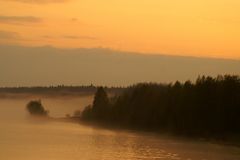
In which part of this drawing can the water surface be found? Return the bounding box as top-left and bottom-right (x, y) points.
(0, 96), (240, 160)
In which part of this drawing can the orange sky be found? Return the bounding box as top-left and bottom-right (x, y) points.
(0, 0), (240, 59)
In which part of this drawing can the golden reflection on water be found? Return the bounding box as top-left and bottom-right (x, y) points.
(0, 97), (240, 160)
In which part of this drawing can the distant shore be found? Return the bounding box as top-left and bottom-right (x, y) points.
(0, 86), (124, 98)
(0, 85), (125, 98)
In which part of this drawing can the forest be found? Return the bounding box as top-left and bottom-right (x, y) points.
(81, 75), (240, 136)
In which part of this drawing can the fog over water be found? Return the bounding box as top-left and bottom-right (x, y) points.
(1, 95), (240, 160)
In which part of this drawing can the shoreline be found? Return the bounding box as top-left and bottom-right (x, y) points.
(54, 116), (240, 148)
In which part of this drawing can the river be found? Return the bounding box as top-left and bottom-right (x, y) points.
(0, 96), (240, 160)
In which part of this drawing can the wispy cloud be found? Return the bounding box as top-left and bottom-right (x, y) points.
(43, 35), (98, 40)
(71, 18), (78, 22)
(0, 15), (42, 25)
(62, 35), (98, 40)
(0, 30), (20, 39)
(2, 0), (69, 4)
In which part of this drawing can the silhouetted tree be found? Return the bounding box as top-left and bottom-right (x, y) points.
(26, 100), (48, 116)
(92, 87), (110, 119)
(81, 105), (93, 120)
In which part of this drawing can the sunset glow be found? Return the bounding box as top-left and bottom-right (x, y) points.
(0, 0), (240, 59)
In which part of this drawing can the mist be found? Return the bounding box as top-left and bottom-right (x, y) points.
(0, 94), (93, 120)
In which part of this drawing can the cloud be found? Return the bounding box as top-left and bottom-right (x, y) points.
(43, 35), (98, 40)
(71, 18), (78, 22)
(2, 0), (69, 4)
(0, 45), (239, 87)
(0, 30), (20, 39)
(0, 15), (42, 25)
(62, 35), (98, 40)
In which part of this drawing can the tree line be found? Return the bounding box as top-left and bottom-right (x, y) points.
(0, 85), (124, 96)
(81, 75), (240, 136)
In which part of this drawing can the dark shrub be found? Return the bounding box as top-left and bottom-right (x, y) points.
(26, 100), (48, 116)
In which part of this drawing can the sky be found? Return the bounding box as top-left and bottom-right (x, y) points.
(0, 0), (240, 59)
